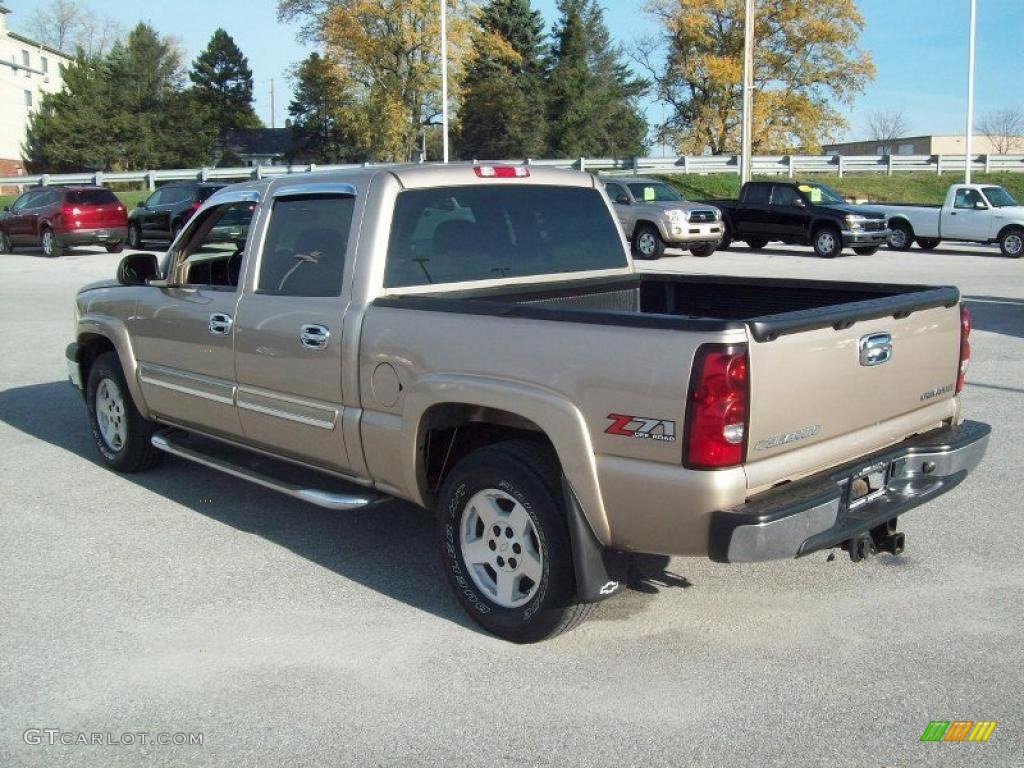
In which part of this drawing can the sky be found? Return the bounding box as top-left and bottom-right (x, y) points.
(6, 0), (1024, 144)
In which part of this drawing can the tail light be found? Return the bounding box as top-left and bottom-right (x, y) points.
(60, 205), (82, 226)
(956, 305), (971, 394)
(685, 344), (749, 469)
(474, 165), (530, 178)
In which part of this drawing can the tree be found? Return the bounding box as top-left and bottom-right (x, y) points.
(190, 29), (261, 135)
(976, 108), (1024, 154)
(546, 0), (648, 158)
(278, 0), (472, 162)
(456, 0), (548, 160)
(288, 52), (355, 162)
(24, 0), (121, 57)
(866, 109), (910, 154)
(640, 0), (875, 154)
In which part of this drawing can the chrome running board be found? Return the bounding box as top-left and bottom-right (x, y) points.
(151, 430), (381, 511)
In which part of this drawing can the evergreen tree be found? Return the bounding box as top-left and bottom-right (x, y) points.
(287, 53), (355, 163)
(546, 0), (647, 158)
(456, 0), (547, 160)
(189, 29), (261, 134)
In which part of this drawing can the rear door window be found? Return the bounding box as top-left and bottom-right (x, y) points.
(66, 189), (118, 205)
(384, 185), (627, 288)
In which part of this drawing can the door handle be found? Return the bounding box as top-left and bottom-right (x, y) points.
(300, 324), (330, 350)
(208, 312), (233, 335)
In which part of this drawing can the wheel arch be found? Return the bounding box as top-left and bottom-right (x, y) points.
(633, 218), (668, 241)
(887, 215), (915, 236)
(996, 222), (1024, 242)
(76, 317), (150, 418)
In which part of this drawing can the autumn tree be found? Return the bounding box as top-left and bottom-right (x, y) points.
(640, 0), (875, 154)
(190, 29), (261, 135)
(288, 52), (356, 162)
(546, 0), (648, 158)
(976, 108), (1024, 154)
(866, 109), (910, 154)
(279, 0), (472, 162)
(456, 0), (548, 160)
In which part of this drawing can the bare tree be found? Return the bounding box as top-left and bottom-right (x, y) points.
(976, 108), (1024, 154)
(866, 109), (910, 154)
(23, 0), (121, 57)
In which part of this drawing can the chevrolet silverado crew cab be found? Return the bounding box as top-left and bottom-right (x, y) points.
(867, 183), (1024, 257)
(710, 180), (890, 258)
(66, 164), (989, 643)
(601, 177), (723, 259)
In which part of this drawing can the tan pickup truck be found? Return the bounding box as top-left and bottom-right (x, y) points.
(66, 164), (990, 642)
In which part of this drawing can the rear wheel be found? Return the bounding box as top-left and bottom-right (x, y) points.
(436, 440), (591, 643)
(105, 242), (124, 254)
(853, 246), (879, 255)
(689, 243), (716, 257)
(0, 230), (11, 254)
(813, 227), (842, 258)
(916, 238), (940, 251)
(999, 227), (1024, 258)
(127, 223), (143, 250)
(888, 221), (913, 251)
(41, 227), (63, 257)
(86, 352), (162, 473)
(744, 237), (768, 250)
(632, 224), (665, 260)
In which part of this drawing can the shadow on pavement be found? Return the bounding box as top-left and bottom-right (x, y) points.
(0, 380), (691, 635)
(964, 295), (1024, 341)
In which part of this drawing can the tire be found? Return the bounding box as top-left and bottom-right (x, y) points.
(998, 227), (1024, 258)
(853, 246), (879, 255)
(689, 243), (716, 257)
(916, 238), (940, 251)
(745, 237), (768, 250)
(106, 242), (124, 254)
(0, 230), (11, 254)
(436, 439), (592, 643)
(812, 226), (842, 258)
(631, 224), (665, 260)
(86, 352), (162, 473)
(127, 223), (143, 250)
(718, 223), (732, 250)
(888, 220), (913, 251)
(41, 227), (63, 257)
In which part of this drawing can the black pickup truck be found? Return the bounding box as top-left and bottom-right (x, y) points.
(708, 181), (890, 258)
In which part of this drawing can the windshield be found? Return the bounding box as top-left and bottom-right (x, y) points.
(982, 186), (1018, 208)
(627, 182), (683, 202)
(385, 185), (627, 288)
(797, 182), (846, 205)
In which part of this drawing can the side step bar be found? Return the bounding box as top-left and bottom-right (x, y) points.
(151, 430), (381, 511)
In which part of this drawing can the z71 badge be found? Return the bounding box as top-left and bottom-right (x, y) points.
(605, 414), (677, 442)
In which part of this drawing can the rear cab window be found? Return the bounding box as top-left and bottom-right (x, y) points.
(742, 183), (771, 206)
(384, 185), (627, 288)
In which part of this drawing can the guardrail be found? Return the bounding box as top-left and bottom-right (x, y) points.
(2, 153), (1023, 189)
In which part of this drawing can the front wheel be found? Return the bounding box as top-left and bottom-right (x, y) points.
(86, 352), (162, 473)
(888, 221), (913, 251)
(106, 242), (124, 254)
(813, 227), (842, 258)
(436, 440), (591, 643)
(689, 243), (716, 257)
(999, 227), (1024, 258)
(744, 237), (768, 250)
(0, 230), (11, 254)
(127, 223), (143, 250)
(632, 224), (665, 260)
(916, 238), (940, 251)
(41, 227), (63, 257)
(853, 246), (879, 255)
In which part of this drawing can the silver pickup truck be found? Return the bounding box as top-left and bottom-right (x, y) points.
(67, 164), (989, 642)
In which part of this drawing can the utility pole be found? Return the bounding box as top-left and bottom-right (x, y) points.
(740, 0), (754, 183)
(270, 79), (276, 130)
(440, 0), (449, 163)
(964, 0), (976, 183)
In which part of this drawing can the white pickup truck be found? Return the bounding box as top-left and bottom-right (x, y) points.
(869, 183), (1024, 257)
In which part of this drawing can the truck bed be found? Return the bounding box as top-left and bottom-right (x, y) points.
(377, 274), (959, 343)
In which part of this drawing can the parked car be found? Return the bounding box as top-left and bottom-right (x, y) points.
(67, 165), (988, 642)
(709, 181), (890, 258)
(602, 177), (723, 259)
(0, 185), (128, 257)
(866, 184), (1024, 257)
(126, 182), (226, 249)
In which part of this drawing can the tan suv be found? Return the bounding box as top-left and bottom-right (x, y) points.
(66, 164), (989, 642)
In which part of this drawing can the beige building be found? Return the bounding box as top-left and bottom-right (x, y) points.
(824, 134), (1023, 156)
(0, 4), (72, 179)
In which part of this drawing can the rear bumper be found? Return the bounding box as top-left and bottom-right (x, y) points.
(57, 226), (128, 247)
(709, 420), (990, 563)
(841, 228), (889, 247)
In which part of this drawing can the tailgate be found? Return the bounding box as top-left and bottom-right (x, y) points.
(75, 202), (126, 228)
(745, 303), (961, 487)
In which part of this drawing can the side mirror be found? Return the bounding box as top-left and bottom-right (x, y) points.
(117, 253), (160, 286)
(136, 200), (146, 208)
(2, 205), (9, 212)
(616, 194), (630, 205)
(975, 201), (987, 210)
(794, 197), (807, 208)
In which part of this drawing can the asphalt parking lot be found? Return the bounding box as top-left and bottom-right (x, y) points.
(1, 240), (1021, 767)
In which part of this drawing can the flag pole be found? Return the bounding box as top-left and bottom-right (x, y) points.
(964, 0), (976, 183)
(441, 0), (449, 164)
(740, 0), (754, 183)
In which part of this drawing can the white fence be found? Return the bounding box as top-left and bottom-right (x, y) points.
(2, 153), (1023, 189)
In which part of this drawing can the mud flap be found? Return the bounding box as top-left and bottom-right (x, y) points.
(561, 476), (629, 603)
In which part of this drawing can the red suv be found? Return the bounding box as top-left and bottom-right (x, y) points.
(0, 186), (128, 257)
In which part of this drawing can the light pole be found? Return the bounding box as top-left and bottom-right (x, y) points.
(440, 0), (449, 164)
(964, 0), (976, 183)
(740, 0), (754, 183)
